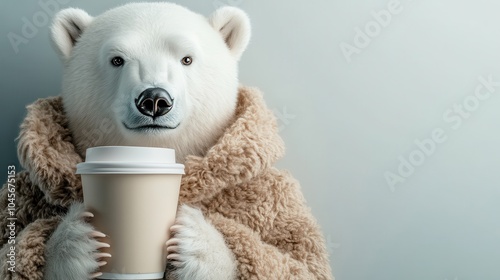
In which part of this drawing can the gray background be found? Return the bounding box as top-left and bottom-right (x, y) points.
(2, 0), (500, 279)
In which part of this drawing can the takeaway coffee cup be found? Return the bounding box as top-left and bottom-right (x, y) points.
(76, 146), (184, 279)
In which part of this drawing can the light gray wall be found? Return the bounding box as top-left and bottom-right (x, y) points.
(2, 0), (500, 279)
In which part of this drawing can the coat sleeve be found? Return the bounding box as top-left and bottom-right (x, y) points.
(206, 172), (333, 280)
(0, 171), (63, 280)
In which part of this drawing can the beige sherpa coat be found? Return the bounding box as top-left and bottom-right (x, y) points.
(0, 87), (333, 280)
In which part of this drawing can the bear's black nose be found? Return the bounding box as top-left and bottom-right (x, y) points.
(135, 88), (174, 118)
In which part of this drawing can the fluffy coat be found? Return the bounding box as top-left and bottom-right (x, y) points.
(0, 87), (333, 279)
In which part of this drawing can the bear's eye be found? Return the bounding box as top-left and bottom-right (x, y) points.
(181, 56), (192, 66)
(110, 56), (125, 67)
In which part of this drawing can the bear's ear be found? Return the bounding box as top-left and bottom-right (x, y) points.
(50, 8), (93, 61)
(209, 7), (251, 61)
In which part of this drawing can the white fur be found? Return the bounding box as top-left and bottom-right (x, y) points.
(209, 7), (251, 61)
(44, 203), (100, 280)
(50, 8), (93, 61)
(51, 2), (251, 163)
(166, 205), (237, 280)
(47, 2), (251, 279)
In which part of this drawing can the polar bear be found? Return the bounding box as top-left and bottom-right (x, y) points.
(51, 3), (249, 162)
(0, 2), (334, 280)
(45, 3), (250, 280)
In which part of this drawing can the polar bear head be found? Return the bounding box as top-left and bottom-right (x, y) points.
(50, 3), (250, 162)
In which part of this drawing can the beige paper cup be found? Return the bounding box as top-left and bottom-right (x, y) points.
(76, 146), (184, 279)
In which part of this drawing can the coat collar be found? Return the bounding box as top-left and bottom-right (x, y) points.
(17, 87), (285, 207)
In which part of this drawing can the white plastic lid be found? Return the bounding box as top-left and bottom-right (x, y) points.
(76, 146), (185, 174)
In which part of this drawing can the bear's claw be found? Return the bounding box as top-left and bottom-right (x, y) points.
(166, 245), (179, 253)
(81, 211), (94, 219)
(170, 225), (183, 233)
(89, 230), (106, 238)
(90, 272), (103, 279)
(94, 252), (112, 259)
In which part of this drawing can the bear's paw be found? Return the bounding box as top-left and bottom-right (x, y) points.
(165, 205), (237, 280)
(44, 202), (111, 280)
